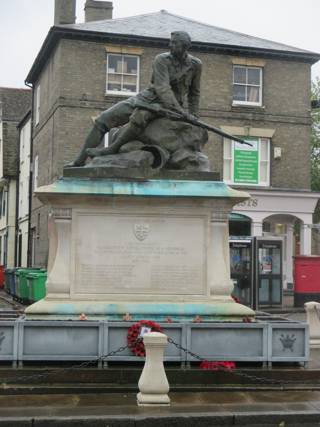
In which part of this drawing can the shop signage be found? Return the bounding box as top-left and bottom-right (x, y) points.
(234, 139), (259, 184)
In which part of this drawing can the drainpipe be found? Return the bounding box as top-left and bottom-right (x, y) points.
(25, 81), (34, 267)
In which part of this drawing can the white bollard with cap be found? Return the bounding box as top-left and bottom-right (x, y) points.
(305, 301), (320, 348)
(137, 331), (170, 406)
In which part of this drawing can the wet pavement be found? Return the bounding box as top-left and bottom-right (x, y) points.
(1, 390), (320, 425)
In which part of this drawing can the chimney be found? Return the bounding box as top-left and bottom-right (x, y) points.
(84, 0), (113, 22)
(54, 0), (76, 25)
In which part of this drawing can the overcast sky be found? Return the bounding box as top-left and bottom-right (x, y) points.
(1, 0), (319, 88)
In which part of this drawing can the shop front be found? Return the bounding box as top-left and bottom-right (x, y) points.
(229, 189), (320, 305)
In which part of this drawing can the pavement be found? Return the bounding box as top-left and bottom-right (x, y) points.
(1, 390), (320, 426)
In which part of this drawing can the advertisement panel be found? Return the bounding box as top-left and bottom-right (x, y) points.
(234, 138), (259, 184)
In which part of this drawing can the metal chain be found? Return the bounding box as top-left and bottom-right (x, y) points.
(0, 335), (315, 388)
(167, 337), (312, 387)
(0, 340), (138, 385)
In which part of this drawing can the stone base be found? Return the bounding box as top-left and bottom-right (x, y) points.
(310, 339), (320, 349)
(0, 317), (308, 364)
(34, 177), (252, 322)
(25, 299), (254, 321)
(137, 392), (170, 406)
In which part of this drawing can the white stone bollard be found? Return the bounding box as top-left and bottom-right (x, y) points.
(137, 332), (170, 406)
(305, 301), (320, 348)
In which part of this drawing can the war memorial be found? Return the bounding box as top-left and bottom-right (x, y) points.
(0, 31), (308, 369)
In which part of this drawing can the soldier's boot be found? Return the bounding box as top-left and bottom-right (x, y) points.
(87, 123), (142, 157)
(68, 124), (106, 167)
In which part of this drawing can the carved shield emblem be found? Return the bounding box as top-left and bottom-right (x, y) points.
(134, 223), (150, 241)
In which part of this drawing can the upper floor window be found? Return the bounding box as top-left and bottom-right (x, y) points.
(223, 137), (270, 187)
(35, 85), (41, 125)
(106, 54), (139, 95)
(233, 65), (262, 106)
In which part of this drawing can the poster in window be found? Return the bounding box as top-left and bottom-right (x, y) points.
(234, 138), (259, 185)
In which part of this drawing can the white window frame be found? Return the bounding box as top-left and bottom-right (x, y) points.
(35, 85), (41, 125)
(223, 137), (270, 187)
(106, 53), (140, 96)
(232, 65), (262, 107)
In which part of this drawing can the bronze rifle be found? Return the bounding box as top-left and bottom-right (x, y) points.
(135, 101), (252, 147)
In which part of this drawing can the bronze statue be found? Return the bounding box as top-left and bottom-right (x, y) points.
(68, 30), (248, 171)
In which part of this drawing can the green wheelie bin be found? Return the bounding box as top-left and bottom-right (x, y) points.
(27, 271), (47, 303)
(15, 268), (43, 304)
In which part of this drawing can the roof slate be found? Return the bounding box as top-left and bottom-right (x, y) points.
(57, 10), (315, 55)
(0, 88), (31, 122)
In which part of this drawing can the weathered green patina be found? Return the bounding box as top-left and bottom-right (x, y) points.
(36, 177), (249, 200)
(26, 300), (254, 321)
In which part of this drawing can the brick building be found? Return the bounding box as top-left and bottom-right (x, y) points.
(0, 88), (31, 267)
(25, 1), (319, 304)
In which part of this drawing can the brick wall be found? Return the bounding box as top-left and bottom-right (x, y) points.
(0, 88), (31, 178)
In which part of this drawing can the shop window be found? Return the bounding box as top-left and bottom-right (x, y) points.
(106, 54), (139, 95)
(233, 65), (262, 106)
(223, 137), (270, 186)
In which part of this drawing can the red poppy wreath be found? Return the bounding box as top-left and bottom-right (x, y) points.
(127, 320), (163, 357)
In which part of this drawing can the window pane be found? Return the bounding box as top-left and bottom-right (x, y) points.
(122, 85), (137, 93)
(108, 55), (122, 73)
(224, 139), (232, 158)
(247, 86), (259, 102)
(107, 83), (122, 91)
(234, 66), (246, 84)
(233, 84), (246, 101)
(123, 75), (137, 85)
(259, 278), (269, 303)
(260, 139), (269, 161)
(123, 75), (137, 92)
(223, 159), (231, 181)
(260, 161), (268, 182)
(248, 68), (260, 85)
(107, 73), (121, 91)
(271, 279), (281, 303)
(125, 56), (138, 74)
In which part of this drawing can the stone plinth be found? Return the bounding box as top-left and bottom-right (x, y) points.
(305, 301), (320, 348)
(137, 332), (170, 406)
(25, 176), (254, 320)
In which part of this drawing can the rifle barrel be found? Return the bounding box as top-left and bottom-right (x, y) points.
(191, 119), (251, 146)
(136, 101), (252, 146)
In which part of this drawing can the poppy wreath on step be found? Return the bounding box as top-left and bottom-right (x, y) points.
(127, 320), (163, 357)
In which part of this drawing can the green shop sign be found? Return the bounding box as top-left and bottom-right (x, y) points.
(234, 138), (259, 184)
